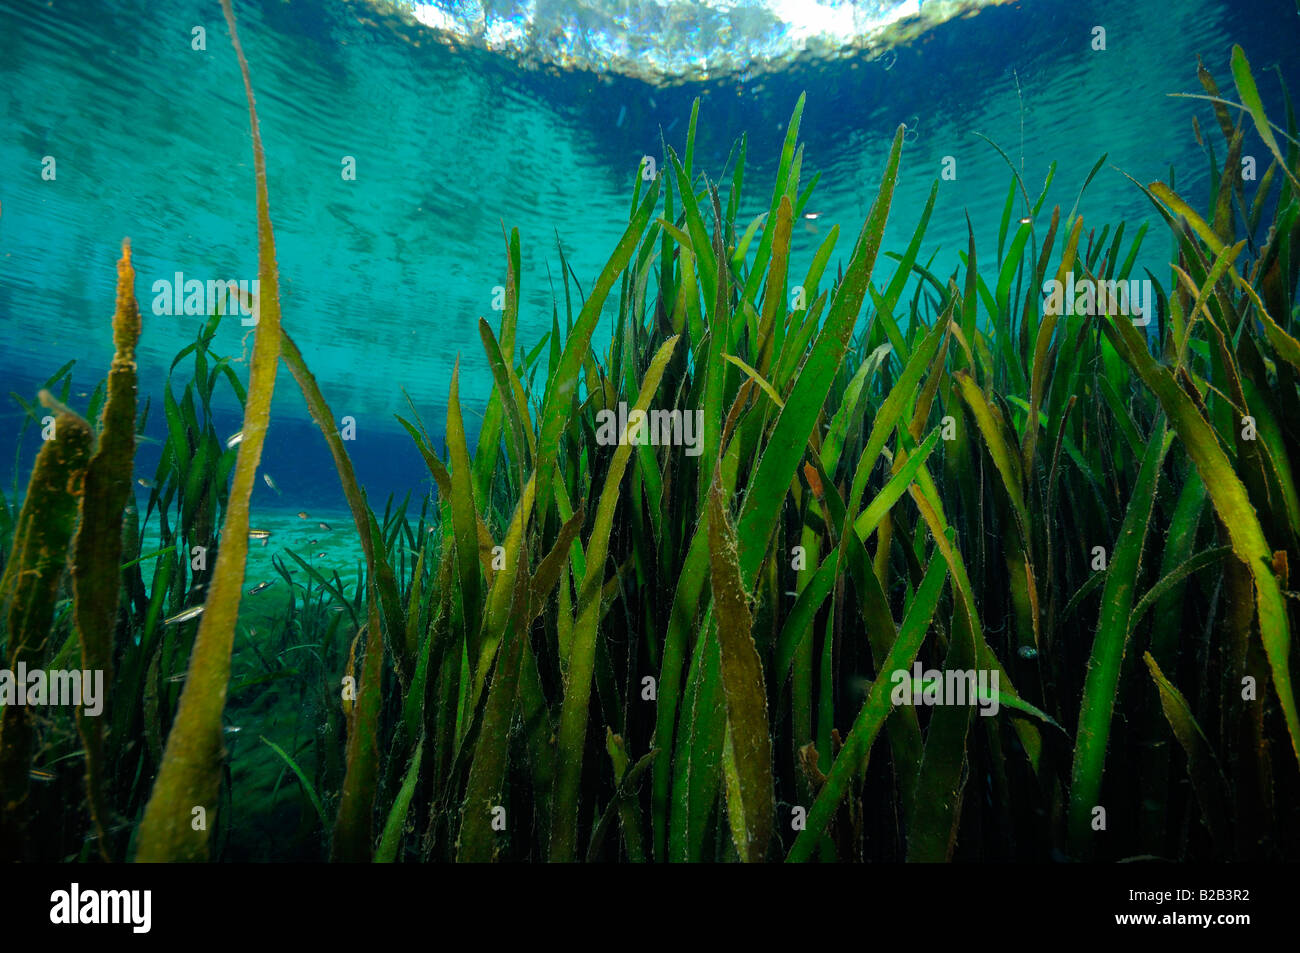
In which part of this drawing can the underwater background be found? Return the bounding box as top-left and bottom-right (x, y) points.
(1, 0), (1300, 863)
(5, 0), (1298, 507)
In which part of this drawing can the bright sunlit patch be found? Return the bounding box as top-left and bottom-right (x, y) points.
(380, 0), (1012, 82)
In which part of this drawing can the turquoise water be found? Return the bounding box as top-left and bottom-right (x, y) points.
(2, 0), (1299, 508)
(1, 0), (1299, 870)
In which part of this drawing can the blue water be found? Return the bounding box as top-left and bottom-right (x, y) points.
(2, 0), (1299, 508)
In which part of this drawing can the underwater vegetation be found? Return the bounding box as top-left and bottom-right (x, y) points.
(2, 1), (1300, 863)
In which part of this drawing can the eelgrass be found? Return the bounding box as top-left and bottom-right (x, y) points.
(135, 0), (285, 862)
(2, 4), (1298, 863)
(0, 405), (92, 859)
(69, 240), (140, 861)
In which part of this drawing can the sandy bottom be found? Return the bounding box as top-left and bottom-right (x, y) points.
(131, 502), (374, 858)
(134, 502), (368, 614)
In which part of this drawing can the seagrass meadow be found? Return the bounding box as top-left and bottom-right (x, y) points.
(2, 0), (1300, 864)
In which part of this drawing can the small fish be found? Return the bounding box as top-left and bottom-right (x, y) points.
(263, 473), (281, 494)
(137, 478), (155, 488)
(226, 431), (244, 448)
(224, 284), (258, 314)
(1018, 216), (1032, 225)
(165, 672), (187, 683)
(248, 528), (271, 540)
(615, 104), (626, 128)
(223, 726), (242, 735)
(297, 511), (310, 519)
(1018, 645), (1039, 660)
(309, 539), (318, 545)
(82, 819), (134, 842)
(329, 605), (346, 612)
(29, 768), (55, 782)
(316, 552), (326, 558)
(318, 522), (332, 531)
(248, 581), (274, 595)
(164, 604), (205, 625)
(804, 212), (820, 220)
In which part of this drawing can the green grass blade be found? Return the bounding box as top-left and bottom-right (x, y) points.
(1142, 653), (1230, 849)
(736, 125), (906, 587)
(1068, 418), (1172, 856)
(69, 241), (140, 860)
(787, 554), (948, 861)
(1231, 44), (1300, 192)
(535, 180), (661, 520)
(375, 737), (424, 863)
(137, 0), (284, 861)
(707, 467), (774, 862)
(0, 408), (92, 859)
(551, 336), (679, 861)
(260, 735), (328, 832)
(447, 361), (484, 660)
(1105, 312), (1300, 769)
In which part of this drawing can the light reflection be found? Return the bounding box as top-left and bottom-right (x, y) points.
(377, 0), (1012, 82)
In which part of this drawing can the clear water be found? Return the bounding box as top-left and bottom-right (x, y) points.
(2, 0), (1298, 514)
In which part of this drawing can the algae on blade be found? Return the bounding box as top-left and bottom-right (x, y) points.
(135, 0), (284, 861)
(0, 406), (93, 860)
(70, 238), (140, 861)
